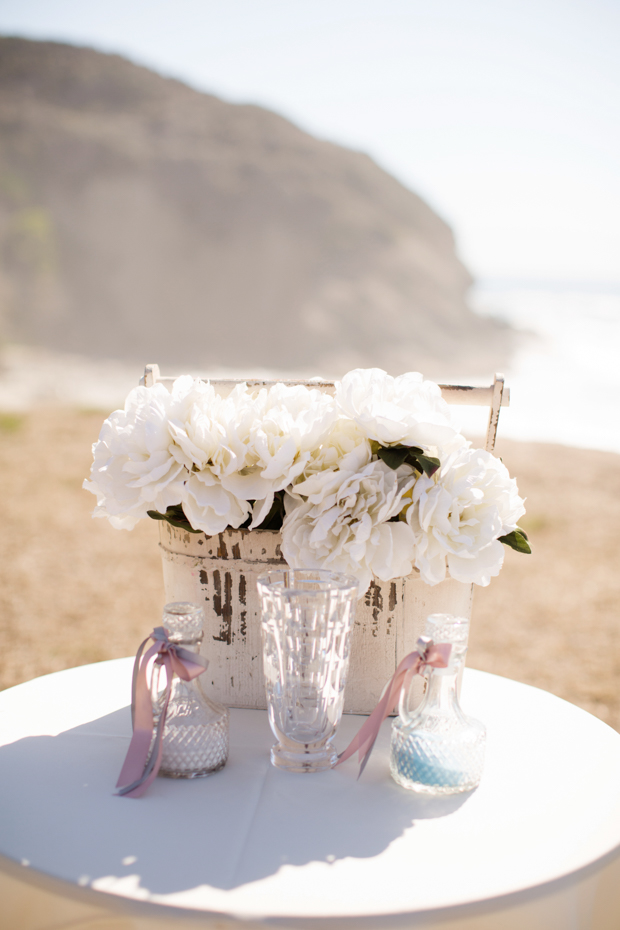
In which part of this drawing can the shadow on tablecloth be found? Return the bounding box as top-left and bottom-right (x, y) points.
(0, 707), (474, 895)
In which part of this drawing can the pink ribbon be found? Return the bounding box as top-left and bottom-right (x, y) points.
(115, 626), (209, 798)
(336, 636), (452, 778)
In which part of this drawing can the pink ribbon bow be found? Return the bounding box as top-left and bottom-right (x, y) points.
(115, 626), (209, 798)
(336, 636), (452, 778)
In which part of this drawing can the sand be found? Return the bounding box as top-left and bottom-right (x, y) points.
(1, 408), (619, 728)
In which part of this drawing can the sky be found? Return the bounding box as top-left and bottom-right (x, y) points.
(0, 0), (619, 287)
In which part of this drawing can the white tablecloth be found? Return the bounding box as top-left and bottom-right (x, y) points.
(1, 659), (620, 929)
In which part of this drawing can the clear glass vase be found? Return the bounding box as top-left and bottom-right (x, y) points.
(151, 602), (229, 778)
(257, 569), (358, 773)
(390, 613), (486, 795)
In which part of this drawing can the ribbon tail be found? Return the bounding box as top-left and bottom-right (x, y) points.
(351, 725), (384, 780)
(336, 668), (407, 774)
(130, 636), (153, 730)
(336, 651), (427, 778)
(116, 653), (171, 798)
(116, 685), (170, 798)
(115, 731), (157, 797)
(357, 738), (378, 780)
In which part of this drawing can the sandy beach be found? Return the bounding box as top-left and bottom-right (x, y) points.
(1, 407), (619, 729)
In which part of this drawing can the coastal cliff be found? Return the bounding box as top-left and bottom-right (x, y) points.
(0, 37), (512, 376)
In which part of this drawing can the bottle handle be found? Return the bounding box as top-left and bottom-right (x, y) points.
(397, 668), (428, 724)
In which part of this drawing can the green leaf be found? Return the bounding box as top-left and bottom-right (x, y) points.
(147, 506), (203, 534)
(376, 445), (411, 470)
(413, 453), (440, 477)
(376, 444), (441, 477)
(499, 528), (531, 554)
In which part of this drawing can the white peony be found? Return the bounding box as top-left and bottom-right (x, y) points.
(166, 380), (255, 534)
(281, 444), (418, 593)
(335, 367), (462, 453)
(84, 370), (527, 592)
(167, 381), (254, 475)
(226, 382), (338, 528)
(182, 469), (251, 536)
(83, 381), (189, 530)
(289, 415), (371, 487)
(404, 447), (526, 586)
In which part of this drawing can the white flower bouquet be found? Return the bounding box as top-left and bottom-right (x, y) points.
(84, 368), (530, 593)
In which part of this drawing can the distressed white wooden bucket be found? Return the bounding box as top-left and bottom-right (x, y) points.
(159, 522), (473, 714)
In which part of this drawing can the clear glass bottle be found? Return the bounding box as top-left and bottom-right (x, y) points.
(390, 613), (486, 794)
(151, 602), (229, 778)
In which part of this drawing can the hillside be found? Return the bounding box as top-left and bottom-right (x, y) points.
(0, 37), (513, 377)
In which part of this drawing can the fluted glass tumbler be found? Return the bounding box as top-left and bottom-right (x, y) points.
(257, 570), (358, 773)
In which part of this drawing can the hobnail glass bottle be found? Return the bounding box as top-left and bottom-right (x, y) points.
(151, 602), (229, 778)
(390, 613), (486, 794)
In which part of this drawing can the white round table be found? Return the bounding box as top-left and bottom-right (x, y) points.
(1, 659), (620, 930)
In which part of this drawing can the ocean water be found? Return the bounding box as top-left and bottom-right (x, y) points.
(456, 285), (620, 455)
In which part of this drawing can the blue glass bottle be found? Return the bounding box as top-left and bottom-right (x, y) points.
(390, 614), (486, 794)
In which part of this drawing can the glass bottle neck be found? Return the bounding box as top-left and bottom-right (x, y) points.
(163, 630), (203, 649)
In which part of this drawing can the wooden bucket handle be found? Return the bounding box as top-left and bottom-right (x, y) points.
(141, 365), (508, 454)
